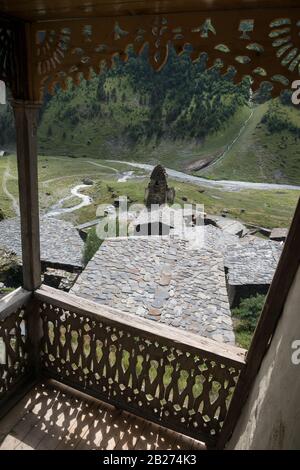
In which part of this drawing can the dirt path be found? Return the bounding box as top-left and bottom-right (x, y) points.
(45, 184), (93, 217)
(2, 159), (19, 216)
(207, 109), (254, 170)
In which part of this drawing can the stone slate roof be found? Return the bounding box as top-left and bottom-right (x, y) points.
(71, 236), (234, 344)
(204, 225), (238, 254)
(0, 217), (84, 268)
(225, 236), (282, 286)
(203, 225), (282, 286)
(206, 215), (248, 237)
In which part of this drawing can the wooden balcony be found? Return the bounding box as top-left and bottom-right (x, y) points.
(0, 285), (246, 449)
(1, 0), (300, 451)
(0, 381), (205, 450)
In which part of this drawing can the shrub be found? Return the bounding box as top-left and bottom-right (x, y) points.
(83, 218), (129, 265)
(83, 227), (103, 265)
(232, 293), (266, 333)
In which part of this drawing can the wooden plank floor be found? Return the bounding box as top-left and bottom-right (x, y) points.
(0, 381), (205, 450)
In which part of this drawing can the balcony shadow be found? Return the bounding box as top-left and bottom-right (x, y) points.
(0, 381), (204, 450)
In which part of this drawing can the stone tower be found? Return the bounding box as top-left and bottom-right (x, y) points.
(145, 165), (175, 208)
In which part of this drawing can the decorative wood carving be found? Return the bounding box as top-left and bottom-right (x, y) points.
(29, 8), (300, 101)
(0, 18), (32, 100)
(0, 19), (16, 95)
(0, 305), (30, 404)
(37, 289), (245, 447)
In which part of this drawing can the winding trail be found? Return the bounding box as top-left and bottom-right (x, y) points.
(45, 184), (92, 217)
(43, 158), (130, 217)
(2, 160), (20, 216)
(207, 108), (254, 170)
(86, 160), (118, 173)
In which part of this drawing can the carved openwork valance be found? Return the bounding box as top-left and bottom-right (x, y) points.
(1, 9), (300, 100)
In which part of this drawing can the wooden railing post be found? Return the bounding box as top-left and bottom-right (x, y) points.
(12, 101), (41, 291)
(27, 297), (43, 377)
(217, 197), (300, 449)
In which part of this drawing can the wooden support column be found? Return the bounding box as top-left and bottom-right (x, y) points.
(13, 100), (41, 291)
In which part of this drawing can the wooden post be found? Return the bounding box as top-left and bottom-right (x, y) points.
(12, 100), (41, 291)
(218, 197), (300, 448)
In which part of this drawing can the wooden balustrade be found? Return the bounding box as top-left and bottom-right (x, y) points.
(35, 285), (246, 447)
(0, 284), (247, 445)
(0, 288), (33, 416)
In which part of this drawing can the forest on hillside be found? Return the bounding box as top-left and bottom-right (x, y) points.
(1, 46), (252, 147)
(1, 45), (300, 183)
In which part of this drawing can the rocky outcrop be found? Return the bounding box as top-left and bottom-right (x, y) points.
(145, 165), (175, 207)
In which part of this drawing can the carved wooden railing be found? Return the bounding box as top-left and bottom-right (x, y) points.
(35, 285), (246, 447)
(0, 288), (32, 415)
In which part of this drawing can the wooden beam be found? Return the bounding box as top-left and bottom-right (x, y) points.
(0, 287), (31, 320)
(35, 284), (247, 367)
(13, 100), (42, 291)
(218, 196), (300, 448)
(1, 1), (300, 22)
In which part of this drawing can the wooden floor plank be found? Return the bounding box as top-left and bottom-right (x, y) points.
(0, 382), (206, 451)
(14, 387), (62, 450)
(114, 414), (147, 450)
(135, 422), (162, 450)
(35, 391), (79, 450)
(0, 385), (60, 450)
(56, 402), (97, 450)
(75, 404), (121, 450)
(0, 386), (41, 445)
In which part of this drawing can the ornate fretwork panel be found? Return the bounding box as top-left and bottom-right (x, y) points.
(0, 306), (30, 402)
(30, 8), (300, 100)
(0, 18), (30, 100)
(39, 300), (244, 446)
(0, 19), (16, 94)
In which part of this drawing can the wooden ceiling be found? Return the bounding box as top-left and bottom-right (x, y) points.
(0, 0), (299, 22)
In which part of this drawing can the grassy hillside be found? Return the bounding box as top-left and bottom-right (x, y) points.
(36, 48), (250, 168)
(201, 99), (300, 185)
(1, 47), (300, 184)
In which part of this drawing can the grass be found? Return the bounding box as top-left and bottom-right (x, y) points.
(106, 105), (252, 171)
(83, 227), (103, 265)
(38, 81), (252, 173)
(70, 175), (299, 229)
(234, 329), (253, 350)
(201, 101), (300, 185)
(0, 287), (14, 295)
(0, 154), (139, 217)
(232, 294), (266, 349)
(36, 74), (300, 185)
(0, 155), (299, 230)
